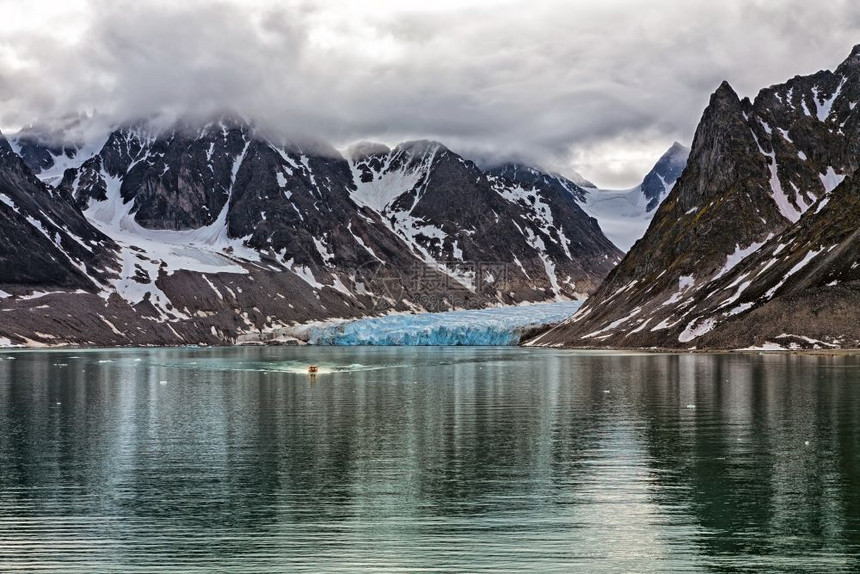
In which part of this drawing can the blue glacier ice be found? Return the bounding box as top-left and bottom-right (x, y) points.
(306, 301), (582, 346)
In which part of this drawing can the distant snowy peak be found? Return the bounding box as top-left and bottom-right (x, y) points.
(640, 141), (689, 212)
(576, 142), (690, 252)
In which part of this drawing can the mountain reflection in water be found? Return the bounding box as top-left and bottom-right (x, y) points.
(0, 347), (858, 572)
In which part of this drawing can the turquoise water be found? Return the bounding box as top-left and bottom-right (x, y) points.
(1, 347), (859, 572)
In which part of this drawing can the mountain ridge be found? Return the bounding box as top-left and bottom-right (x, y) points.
(531, 45), (860, 350)
(0, 117), (640, 347)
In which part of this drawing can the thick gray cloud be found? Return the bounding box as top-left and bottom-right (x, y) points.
(1, 0), (859, 186)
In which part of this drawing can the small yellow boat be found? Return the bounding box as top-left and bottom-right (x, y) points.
(308, 365), (319, 374)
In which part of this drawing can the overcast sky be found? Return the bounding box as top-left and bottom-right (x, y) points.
(1, 0), (859, 187)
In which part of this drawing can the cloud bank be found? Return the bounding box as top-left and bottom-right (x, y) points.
(1, 0), (859, 186)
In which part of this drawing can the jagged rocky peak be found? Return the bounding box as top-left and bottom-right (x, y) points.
(742, 49), (860, 222)
(838, 43), (860, 70)
(345, 135), (622, 299)
(95, 120), (160, 178)
(640, 141), (689, 211)
(666, 79), (783, 232)
(714, 79), (738, 101)
(531, 45), (860, 350)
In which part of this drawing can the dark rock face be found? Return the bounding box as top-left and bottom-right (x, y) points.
(61, 118), (251, 229)
(229, 139), (359, 264)
(532, 46), (860, 350)
(687, 172), (860, 349)
(130, 119), (250, 229)
(0, 130), (118, 293)
(347, 141), (391, 183)
(15, 134), (71, 174)
(640, 142), (689, 211)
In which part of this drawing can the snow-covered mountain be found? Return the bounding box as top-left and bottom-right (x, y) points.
(7, 115), (107, 188)
(640, 142), (690, 211)
(348, 141), (621, 298)
(0, 131), (117, 293)
(532, 45), (860, 350)
(578, 142), (689, 251)
(0, 116), (624, 347)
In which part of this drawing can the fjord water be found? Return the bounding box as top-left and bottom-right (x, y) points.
(1, 348), (859, 572)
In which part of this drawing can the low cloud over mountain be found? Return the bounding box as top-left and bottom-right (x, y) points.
(2, 0), (859, 186)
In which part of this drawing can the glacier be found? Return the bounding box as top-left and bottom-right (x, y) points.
(581, 186), (653, 252)
(304, 301), (582, 346)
